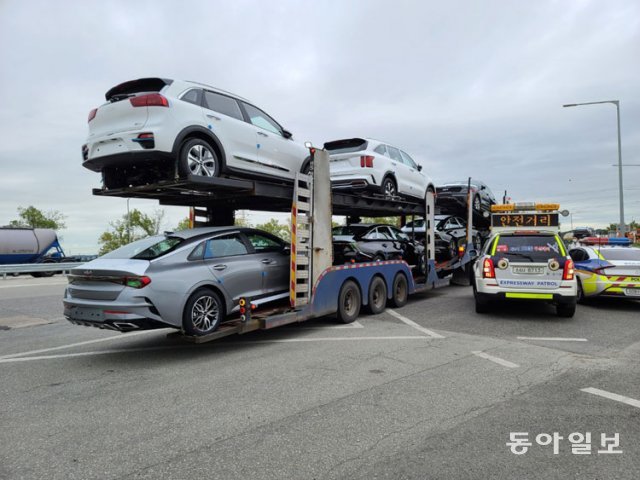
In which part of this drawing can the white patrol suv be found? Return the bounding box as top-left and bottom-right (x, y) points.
(472, 203), (577, 317)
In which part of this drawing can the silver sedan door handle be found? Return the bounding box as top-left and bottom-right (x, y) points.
(261, 259), (275, 265)
(206, 113), (221, 120)
(257, 131), (269, 137)
(213, 264), (227, 271)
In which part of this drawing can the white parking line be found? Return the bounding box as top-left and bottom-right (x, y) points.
(287, 320), (364, 330)
(0, 329), (162, 359)
(581, 387), (640, 409)
(386, 309), (445, 338)
(472, 351), (520, 369)
(0, 335), (431, 363)
(518, 337), (588, 342)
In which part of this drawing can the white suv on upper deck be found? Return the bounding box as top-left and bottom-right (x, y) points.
(323, 138), (434, 200)
(82, 78), (310, 189)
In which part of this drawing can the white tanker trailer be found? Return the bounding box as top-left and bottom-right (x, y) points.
(0, 228), (66, 277)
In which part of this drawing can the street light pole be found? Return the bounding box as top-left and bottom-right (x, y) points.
(563, 100), (625, 235)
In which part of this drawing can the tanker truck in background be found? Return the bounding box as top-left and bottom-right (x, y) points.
(0, 227), (76, 277)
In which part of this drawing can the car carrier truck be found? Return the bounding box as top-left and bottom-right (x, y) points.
(81, 146), (482, 342)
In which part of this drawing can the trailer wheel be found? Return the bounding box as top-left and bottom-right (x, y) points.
(390, 273), (408, 308)
(183, 288), (224, 335)
(337, 280), (361, 324)
(366, 276), (387, 315)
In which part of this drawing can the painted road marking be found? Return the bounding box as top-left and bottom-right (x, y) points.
(286, 320), (364, 330)
(386, 309), (445, 338)
(0, 329), (163, 359)
(472, 351), (520, 369)
(0, 336), (431, 363)
(518, 337), (588, 342)
(581, 387), (640, 409)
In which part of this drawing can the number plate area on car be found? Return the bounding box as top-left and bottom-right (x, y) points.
(70, 307), (104, 321)
(512, 266), (545, 275)
(624, 288), (640, 297)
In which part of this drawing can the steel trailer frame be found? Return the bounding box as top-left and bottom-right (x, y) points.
(91, 148), (480, 343)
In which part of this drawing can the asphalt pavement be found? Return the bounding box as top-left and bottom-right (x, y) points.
(1, 276), (639, 479)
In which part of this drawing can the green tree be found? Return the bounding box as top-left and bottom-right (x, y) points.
(175, 217), (191, 231)
(9, 205), (66, 229)
(98, 209), (165, 255)
(255, 218), (290, 241)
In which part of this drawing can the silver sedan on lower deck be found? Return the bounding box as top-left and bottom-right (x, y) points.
(63, 227), (290, 335)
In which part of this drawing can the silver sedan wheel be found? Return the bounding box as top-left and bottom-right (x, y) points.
(187, 144), (217, 177)
(191, 295), (220, 332)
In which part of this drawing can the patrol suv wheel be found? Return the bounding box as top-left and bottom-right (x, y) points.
(577, 279), (587, 304)
(556, 303), (576, 318)
(474, 285), (490, 314)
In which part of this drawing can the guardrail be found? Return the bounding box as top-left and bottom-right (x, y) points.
(0, 262), (85, 279)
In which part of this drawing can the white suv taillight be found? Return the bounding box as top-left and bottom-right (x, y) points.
(130, 93), (169, 107)
(360, 155), (374, 168)
(88, 108), (97, 122)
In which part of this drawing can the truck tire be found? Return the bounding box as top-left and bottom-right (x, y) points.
(366, 276), (387, 315)
(182, 288), (224, 336)
(337, 280), (361, 324)
(390, 273), (408, 308)
(31, 259), (56, 278)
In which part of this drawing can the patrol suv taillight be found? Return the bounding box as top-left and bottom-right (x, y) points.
(88, 108), (97, 122)
(130, 93), (169, 108)
(562, 259), (575, 281)
(482, 258), (495, 278)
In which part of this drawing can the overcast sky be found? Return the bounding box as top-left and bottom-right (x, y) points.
(1, 0), (638, 253)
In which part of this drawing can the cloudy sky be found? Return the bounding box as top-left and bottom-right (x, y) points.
(1, 0), (638, 253)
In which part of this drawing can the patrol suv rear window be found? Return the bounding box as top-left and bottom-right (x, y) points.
(493, 235), (563, 262)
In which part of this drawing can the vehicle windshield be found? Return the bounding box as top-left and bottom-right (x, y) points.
(101, 235), (184, 260)
(332, 225), (370, 237)
(493, 234), (563, 262)
(602, 249), (640, 261)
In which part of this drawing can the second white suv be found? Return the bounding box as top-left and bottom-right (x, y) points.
(82, 78), (310, 189)
(324, 138), (434, 201)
